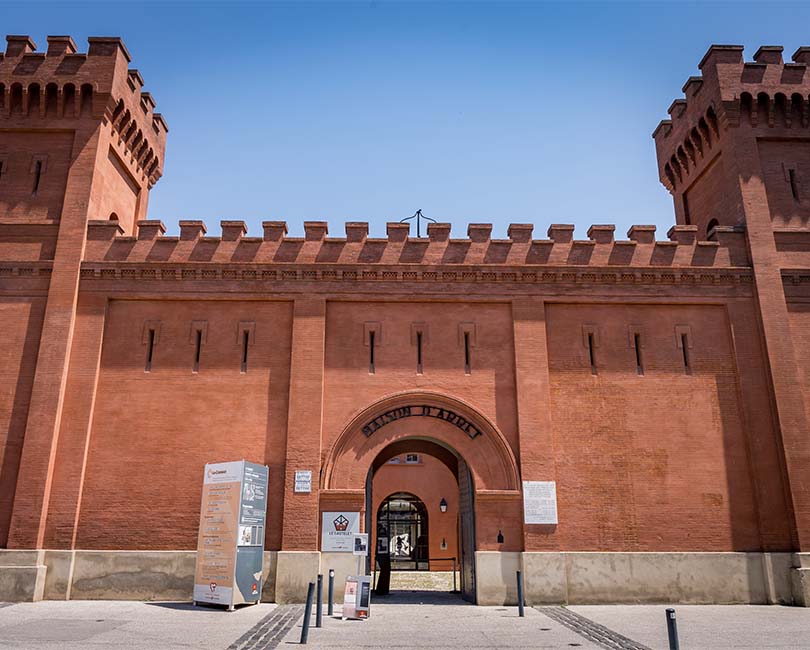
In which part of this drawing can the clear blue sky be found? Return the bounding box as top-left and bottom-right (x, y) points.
(5, 1), (809, 238)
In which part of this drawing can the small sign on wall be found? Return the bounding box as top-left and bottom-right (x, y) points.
(294, 470), (312, 493)
(522, 480), (558, 524)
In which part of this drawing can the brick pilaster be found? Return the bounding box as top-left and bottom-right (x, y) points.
(281, 298), (326, 550)
(726, 134), (810, 550)
(512, 297), (558, 551)
(7, 125), (106, 549)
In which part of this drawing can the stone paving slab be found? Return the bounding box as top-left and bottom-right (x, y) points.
(1, 598), (809, 649)
(568, 604), (810, 650)
(0, 600), (276, 650)
(280, 595), (599, 649)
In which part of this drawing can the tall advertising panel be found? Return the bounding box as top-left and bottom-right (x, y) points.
(194, 460), (269, 610)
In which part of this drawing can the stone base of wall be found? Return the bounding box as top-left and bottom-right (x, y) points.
(0, 550), (277, 603)
(520, 552), (798, 606)
(0, 549), (808, 606)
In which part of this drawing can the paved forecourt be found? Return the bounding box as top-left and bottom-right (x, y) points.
(2, 598), (810, 649)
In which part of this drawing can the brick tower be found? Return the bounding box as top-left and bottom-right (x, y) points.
(654, 45), (810, 554)
(0, 35), (167, 549)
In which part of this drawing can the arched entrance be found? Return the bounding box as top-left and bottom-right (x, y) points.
(321, 391), (521, 604)
(377, 492), (429, 570)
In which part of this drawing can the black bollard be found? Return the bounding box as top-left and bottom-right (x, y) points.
(665, 608), (680, 650)
(452, 557), (457, 593)
(327, 569), (335, 616)
(316, 574), (323, 628)
(516, 570), (525, 617)
(300, 582), (315, 645)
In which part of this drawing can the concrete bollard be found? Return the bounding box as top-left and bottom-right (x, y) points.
(516, 570), (525, 617)
(666, 608), (680, 650)
(300, 582), (315, 644)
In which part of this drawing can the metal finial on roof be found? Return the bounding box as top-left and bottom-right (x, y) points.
(399, 209), (436, 238)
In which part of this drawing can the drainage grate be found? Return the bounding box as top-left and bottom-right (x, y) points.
(536, 606), (652, 650)
(227, 604), (304, 650)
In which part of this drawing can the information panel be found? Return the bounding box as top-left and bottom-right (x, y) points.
(194, 460), (269, 609)
(522, 480), (558, 524)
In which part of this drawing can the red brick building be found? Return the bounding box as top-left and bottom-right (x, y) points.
(0, 35), (809, 606)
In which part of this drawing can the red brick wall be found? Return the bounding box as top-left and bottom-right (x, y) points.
(322, 301), (518, 460)
(683, 155), (727, 237)
(545, 302), (784, 551)
(0, 297), (45, 546)
(74, 299), (293, 550)
(0, 131), (74, 221)
(758, 139), (810, 228)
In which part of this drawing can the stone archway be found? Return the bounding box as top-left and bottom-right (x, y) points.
(320, 391), (523, 603)
(321, 390), (520, 493)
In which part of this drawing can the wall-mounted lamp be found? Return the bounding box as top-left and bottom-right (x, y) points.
(439, 498), (448, 513)
(497, 530), (504, 544)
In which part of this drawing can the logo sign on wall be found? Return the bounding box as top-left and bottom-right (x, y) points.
(193, 460), (269, 609)
(321, 511), (361, 552)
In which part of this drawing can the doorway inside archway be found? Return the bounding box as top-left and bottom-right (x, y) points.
(365, 439), (476, 602)
(377, 492), (429, 570)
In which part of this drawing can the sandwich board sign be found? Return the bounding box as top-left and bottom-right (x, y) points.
(193, 460), (269, 610)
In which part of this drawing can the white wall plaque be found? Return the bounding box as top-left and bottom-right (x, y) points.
(321, 511), (361, 552)
(522, 480), (558, 524)
(294, 470), (312, 493)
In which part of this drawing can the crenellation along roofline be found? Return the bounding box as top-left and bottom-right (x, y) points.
(82, 220), (751, 269)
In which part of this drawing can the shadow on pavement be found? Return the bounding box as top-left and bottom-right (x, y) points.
(370, 590), (470, 605)
(144, 601), (258, 612)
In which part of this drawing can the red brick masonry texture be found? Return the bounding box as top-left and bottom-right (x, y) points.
(1, 37), (810, 561)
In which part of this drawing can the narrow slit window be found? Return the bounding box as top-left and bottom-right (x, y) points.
(789, 168), (800, 201)
(145, 328), (155, 372)
(416, 331), (423, 374)
(464, 331), (471, 374)
(193, 329), (202, 372)
(634, 333), (644, 375)
(369, 331), (376, 374)
(32, 160), (42, 195)
(681, 333), (691, 373)
(0, 160), (4, 180)
(588, 332), (597, 374)
(683, 194), (691, 225)
(241, 330), (249, 373)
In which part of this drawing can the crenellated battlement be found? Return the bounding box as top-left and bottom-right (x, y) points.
(653, 44), (810, 194)
(80, 220), (751, 273)
(0, 35), (167, 188)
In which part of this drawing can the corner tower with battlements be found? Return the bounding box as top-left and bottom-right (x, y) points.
(1, 38), (810, 608)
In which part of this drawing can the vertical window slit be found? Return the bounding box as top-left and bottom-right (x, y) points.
(369, 331), (376, 374)
(588, 333), (597, 375)
(145, 329), (155, 372)
(681, 333), (691, 373)
(241, 330), (249, 373)
(789, 168), (800, 201)
(683, 193), (691, 225)
(634, 333), (644, 375)
(0, 160), (4, 180)
(464, 332), (471, 375)
(193, 329), (202, 373)
(416, 331), (423, 374)
(32, 160), (42, 195)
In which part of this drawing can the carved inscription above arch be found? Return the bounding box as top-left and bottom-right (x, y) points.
(362, 405), (481, 439)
